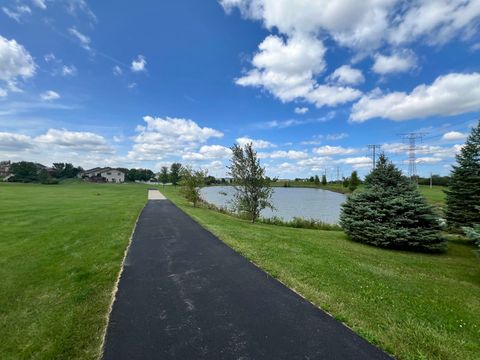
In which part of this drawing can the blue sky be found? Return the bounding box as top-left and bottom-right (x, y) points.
(1, 0), (479, 179)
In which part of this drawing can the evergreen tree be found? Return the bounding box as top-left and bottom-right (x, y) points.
(445, 120), (480, 229)
(349, 171), (360, 191)
(321, 174), (327, 185)
(340, 155), (445, 252)
(314, 175), (320, 185)
(228, 143), (273, 223)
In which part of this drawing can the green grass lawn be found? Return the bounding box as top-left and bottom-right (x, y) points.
(419, 185), (447, 210)
(162, 186), (480, 360)
(0, 182), (148, 359)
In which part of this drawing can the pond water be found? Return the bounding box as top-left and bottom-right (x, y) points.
(200, 186), (347, 224)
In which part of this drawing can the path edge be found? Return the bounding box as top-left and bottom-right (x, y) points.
(97, 200), (147, 359)
(168, 199), (393, 359)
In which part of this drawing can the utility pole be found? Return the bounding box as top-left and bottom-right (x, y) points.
(430, 172), (433, 189)
(399, 132), (427, 182)
(367, 145), (381, 169)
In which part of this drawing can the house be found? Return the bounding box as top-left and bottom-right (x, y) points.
(0, 160), (11, 177)
(79, 167), (125, 183)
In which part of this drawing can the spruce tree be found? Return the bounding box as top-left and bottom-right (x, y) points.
(340, 155), (445, 252)
(445, 120), (480, 229)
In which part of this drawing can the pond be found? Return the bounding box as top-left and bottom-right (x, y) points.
(200, 186), (347, 224)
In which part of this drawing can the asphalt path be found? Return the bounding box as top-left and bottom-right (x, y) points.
(102, 198), (391, 360)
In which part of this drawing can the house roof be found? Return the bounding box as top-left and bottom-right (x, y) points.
(81, 167), (125, 175)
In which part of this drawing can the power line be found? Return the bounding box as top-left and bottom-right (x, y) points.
(367, 145), (382, 169)
(399, 132), (427, 180)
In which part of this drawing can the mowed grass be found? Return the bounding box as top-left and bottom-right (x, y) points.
(419, 185), (447, 210)
(0, 182), (148, 359)
(162, 186), (480, 360)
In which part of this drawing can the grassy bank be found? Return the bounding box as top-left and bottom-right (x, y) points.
(0, 182), (148, 359)
(163, 186), (480, 360)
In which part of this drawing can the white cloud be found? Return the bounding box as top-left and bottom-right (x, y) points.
(128, 116), (223, 160)
(260, 150), (308, 159)
(131, 55), (147, 72)
(336, 156), (372, 168)
(113, 65), (123, 76)
(0, 35), (36, 94)
(305, 85), (361, 108)
(2, 5), (31, 22)
(221, 0), (480, 52)
(40, 90), (60, 101)
(220, 0), (395, 52)
(236, 34), (326, 102)
(0, 88), (7, 97)
(262, 111), (335, 129)
(390, 0), (480, 46)
(416, 156), (443, 164)
(35, 128), (112, 152)
(294, 107), (308, 114)
(235, 33), (361, 107)
(351, 72), (480, 122)
(442, 131), (467, 141)
(62, 65), (77, 76)
(68, 27), (91, 51)
(327, 65), (364, 85)
(32, 0), (47, 10)
(372, 49), (417, 75)
(0, 132), (33, 151)
(236, 136), (276, 149)
(66, 0), (97, 23)
(183, 145), (232, 160)
(326, 133), (348, 141)
(313, 145), (357, 156)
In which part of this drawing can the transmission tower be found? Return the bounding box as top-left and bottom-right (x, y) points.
(367, 145), (381, 169)
(399, 132), (427, 180)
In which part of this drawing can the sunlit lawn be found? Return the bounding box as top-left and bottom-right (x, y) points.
(0, 182), (148, 359)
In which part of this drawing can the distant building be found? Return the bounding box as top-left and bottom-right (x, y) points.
(79, 167), (125, 183)
(0, 161), (11, 177)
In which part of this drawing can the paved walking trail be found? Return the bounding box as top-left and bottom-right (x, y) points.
(102, 195), (391, 360)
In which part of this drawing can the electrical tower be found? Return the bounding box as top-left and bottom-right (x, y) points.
(399, 132), (427, 180)
(367, 145), (381, 169)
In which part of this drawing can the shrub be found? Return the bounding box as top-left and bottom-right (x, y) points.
(340, 155), (445, 252)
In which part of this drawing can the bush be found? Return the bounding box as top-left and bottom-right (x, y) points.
(340, 155), (445, 252)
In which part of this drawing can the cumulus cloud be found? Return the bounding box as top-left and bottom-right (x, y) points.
(442, 131), (467, 141)
(372, 49), (417, 75)
(351, 72), (480, 122)
(313, 145), (357, 156)
(128, 116), (223, 160)
(294, 107), (309, 114)
(35, 128), (112, 152)
(336, 156), (372, 168)
(0, 35), (36, 94)
(0, 132), (33, 151)
(131, 55), (147, 72)
(259, 150), (308, 159)
(221, 0), (480, 52)
(236, 136), (276, 149)
(68, 27), (91, 51)
(327, 65), (364, 85)
(40, 90), (60, 101)
(183, 145), (232, 160)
